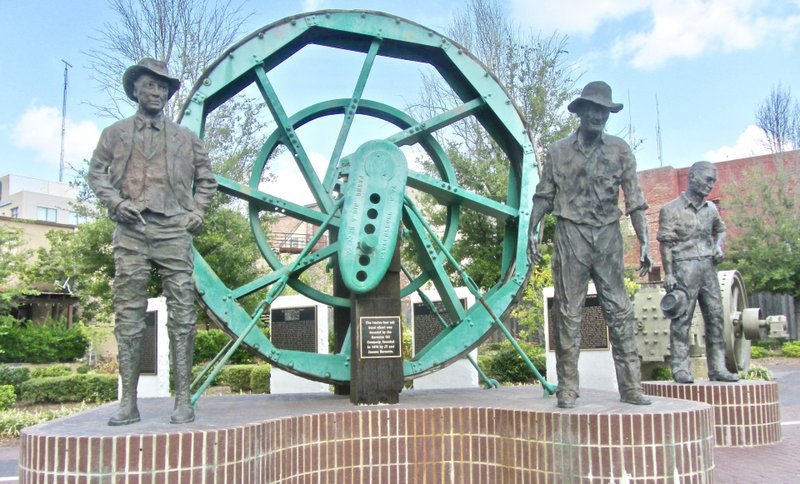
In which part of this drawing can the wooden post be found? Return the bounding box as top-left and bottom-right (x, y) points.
(349, 248), (404, 404)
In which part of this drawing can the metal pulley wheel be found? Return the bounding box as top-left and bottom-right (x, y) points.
(718, 270), (751, 373)
(179, 11), (537, 385)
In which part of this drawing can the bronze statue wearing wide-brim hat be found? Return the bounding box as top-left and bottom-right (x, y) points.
(122, 58), (181, 102)
(568, 80), (623, 114)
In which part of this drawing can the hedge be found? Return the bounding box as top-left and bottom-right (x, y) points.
(194, 329), (256, 364)
(249, 365), (271, 394)
(482, 341), (546, 384)
(0, 323), (88, 363)
(0, 366), (30, 397)
(782, 341), (800, 358)
(20, 374), (118, 404)
(30, 366), (73, 379)
(0, 385), (16, 411)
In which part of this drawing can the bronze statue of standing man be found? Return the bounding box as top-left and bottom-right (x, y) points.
(88, 58), (217, 425)
(657, 161), (740, 383)
(528, 81), (652, 409)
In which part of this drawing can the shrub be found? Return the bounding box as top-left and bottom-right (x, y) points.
(0, 404), (89, 438)
(782, 341), (800, 358)
(30, 366), (73, 379)
(0, 385), (16, 411)
(650, 367), (673, 381)
(221, 365), (257, 392)
(20, 374), (118, 403)
(0, 366), (30, 396)
(485, 341), (546, 384)
(0, 323), (88, 363)
(194, 329), (255, 364)
(750, 346), (770, 359)
(249, 365), (271, 394)
(742, 364), (773, 381)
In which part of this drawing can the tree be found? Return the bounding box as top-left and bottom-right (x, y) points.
(755, 83), (800, 154)
(0, 226), (35, 319)
(86, 0), (250, 120)
(409, 0), (579, 289)
(722, 160), (800, 298)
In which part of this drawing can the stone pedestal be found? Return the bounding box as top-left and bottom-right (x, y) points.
(642, 380), (781, 447)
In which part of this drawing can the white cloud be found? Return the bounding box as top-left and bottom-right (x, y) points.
(704, 124), (771, 161)
(11, 104), (100, 168)
(259, 150), (330, 206)
(512, 0), (800, 69)
(510, 0), (651, 36)
(302, 0), (327, 12)
(614, 0), (800, 69)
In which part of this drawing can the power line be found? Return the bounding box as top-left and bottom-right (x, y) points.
(59, 59), (72, 182)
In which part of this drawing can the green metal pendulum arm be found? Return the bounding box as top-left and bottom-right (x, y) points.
(190, 198), (344, 405)
(404, 197), (557, 396)
(401, 265), (500, 389)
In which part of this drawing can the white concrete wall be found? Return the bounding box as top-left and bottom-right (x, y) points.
(543, 285), (619, 393)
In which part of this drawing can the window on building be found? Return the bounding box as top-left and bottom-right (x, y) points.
(10, 207), (18, 218)
(67, 211), (85, 225)
(37, 206), (57, 222)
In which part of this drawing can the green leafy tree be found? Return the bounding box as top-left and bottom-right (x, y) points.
(0, 226), (35, 319)
(722, 160), (800, 298)
(409, 0), (579, 289)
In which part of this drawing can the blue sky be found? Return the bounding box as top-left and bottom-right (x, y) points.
(1, 0), (798, 187)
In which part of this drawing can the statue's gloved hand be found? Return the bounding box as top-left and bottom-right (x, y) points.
(115, 200), (144, 225)
(185, 211), (204, 235)
(527, 241), (542, 268)
(638, 243), (653, 277)
(664, 273), (677, 292)
(712, 246), (724, 265)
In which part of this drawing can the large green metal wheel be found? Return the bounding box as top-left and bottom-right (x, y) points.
(180, 10), (538, 385)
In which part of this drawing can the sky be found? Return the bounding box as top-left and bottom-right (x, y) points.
(1, 0), (798, 192)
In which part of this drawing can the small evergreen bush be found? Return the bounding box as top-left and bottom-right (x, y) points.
(782, 341), (800, 358)
(194, 329), (255, 364)
(0, 385), (16, 411)
(0, 366), (31, 396)
(750, 346), (770, 359)
(0, 323), (88, 363)
(485, 341), (546, 384)
(249, 365), (271, 394)
(20, 374), (118, 403)
(742, 364), (773, 381)
(221, 365), (256, 392)
(30, 366), (73, 379)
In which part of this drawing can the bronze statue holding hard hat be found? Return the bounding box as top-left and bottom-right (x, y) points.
(657, 161), (740, 384)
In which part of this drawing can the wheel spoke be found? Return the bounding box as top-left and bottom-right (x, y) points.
(216, 174), (339, 227)
(323, 38), (382, 192)
(402, 202), (466, 323)
(386, 97), (487, 146)
(254, 66), (333, 213)
(230, 243), (339, 299)
(406, 170), (518, 221)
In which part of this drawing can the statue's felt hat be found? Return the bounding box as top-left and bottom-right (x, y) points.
(660, 288), (690, 320)
(122, 58), (181, 102)
(568, 81), (623, 113)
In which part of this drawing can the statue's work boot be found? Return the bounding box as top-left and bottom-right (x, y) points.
(556, 390), (577, 409)
(621, 390), (652, 406)
(170, 403), (195, 424)
(108, 402), (140, 426)
(709, 369), (740, 382)
(672, 370), (694, 384)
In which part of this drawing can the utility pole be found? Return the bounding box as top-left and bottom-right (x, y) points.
(59, 59), (72, 182)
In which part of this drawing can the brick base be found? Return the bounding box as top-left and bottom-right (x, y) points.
(20, 389), (714, 482)
(642, 380), (781, 447)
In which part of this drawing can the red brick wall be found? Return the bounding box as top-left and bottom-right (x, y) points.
(626, 150), (799, 281)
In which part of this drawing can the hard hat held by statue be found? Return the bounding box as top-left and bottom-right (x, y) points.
(657, 161), (740, 384)
(88, 58), (218, 425)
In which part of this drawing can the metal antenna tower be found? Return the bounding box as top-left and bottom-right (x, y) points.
(59, 59), (72, 182)
(655, 93), (663, 167)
